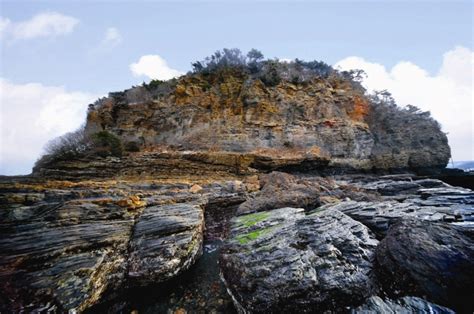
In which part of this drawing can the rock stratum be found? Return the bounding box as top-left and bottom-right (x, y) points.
(34, 57), (450, 178)
(1, 52), (472, 313)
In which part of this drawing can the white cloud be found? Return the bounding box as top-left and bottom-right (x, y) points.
(130, 55), (183, 80)
(0, 12), (79, 41)
(335, 46), (474, 162)
(0, 17), (11, 39)
(0, 79), (99, 175)
(101, 27), (122, 48)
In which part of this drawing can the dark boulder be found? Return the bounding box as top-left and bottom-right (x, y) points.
(220, 208), (379, 313)
(375, 218), (474, 312)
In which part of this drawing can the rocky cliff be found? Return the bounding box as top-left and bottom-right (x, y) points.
(2, 51), (470, 313)
(34, 57), (449, 179)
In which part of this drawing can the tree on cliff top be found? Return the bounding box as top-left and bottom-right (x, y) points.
(189, 48), (363, 88)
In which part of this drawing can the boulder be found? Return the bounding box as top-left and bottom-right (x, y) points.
(0, 209), (133, 312)
(0, 179), (209, 312)
(375, 218), (474, 312)
(128, 203), (204, 285)
(220, 208), (379, 312)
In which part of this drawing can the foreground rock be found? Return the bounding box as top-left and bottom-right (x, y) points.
(375, 218), (474, 312)
(1, 172), (472, 312)
(220, 208), (379, 313)
(128, 203), (204, 286)
(0, 202), (134, 312)
(0, 178), (239, 312)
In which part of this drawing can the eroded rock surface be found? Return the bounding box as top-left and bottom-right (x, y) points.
(0, 178), (244, 312)
(35, 68), (450, 178)
(326, 176), (474, 236)
(220, 208), (379, 313)
(1, 171), (472, 312)
(128, 203), (204, 286)
(375, 218), (474, 312)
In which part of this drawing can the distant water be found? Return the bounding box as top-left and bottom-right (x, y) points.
(447, 160), (474, 172)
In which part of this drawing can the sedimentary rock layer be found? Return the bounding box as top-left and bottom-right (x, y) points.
(35, 70), (450, 178)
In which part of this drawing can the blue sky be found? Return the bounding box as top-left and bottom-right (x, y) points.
(1, 0), (473, 174)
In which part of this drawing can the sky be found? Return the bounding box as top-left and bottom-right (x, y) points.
(0, 0), (473, 175)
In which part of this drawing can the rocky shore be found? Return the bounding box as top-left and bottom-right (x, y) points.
(1, 56), (472, 313)
(1, 171), (472, 313)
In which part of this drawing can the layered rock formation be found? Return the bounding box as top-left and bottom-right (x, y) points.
(220, 174), (474, 313)
(2, 173), (472, 312)
(1, 55), (470, 313)
(0, 178), (244, 312)
(35, 63), (450, 178)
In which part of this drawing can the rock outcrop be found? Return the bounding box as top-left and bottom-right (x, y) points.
(2, 54), (469, 313)
(127, 203), (204, 286)
(0, 178), (242, 312)
(34, 61), (450, 178)
(220, 208), (379, 313)
(2, 171), (473, 312)
(375, 218), (474, 312)
(218, 176), (474, 313)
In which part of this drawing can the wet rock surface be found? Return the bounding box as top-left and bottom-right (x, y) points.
(0, 178), (244, 312)
(127, 203), (204, 286)
(218, 174), (474, 313)
(375, 218), (474, 312)
(1, 172), (473, 313)
(127, 241), (236, 314)
(220, 208), (379, 313)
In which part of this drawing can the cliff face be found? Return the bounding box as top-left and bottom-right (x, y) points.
(77, 70), (449, 177)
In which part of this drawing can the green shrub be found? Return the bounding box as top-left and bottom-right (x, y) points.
(91, 131), (123, 157)
(260, 60), (281, 87)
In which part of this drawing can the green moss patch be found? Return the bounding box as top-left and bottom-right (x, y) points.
(236, 211), (270, 228)
(235, 226), (274, 245)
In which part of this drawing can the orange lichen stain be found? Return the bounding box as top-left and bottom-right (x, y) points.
(87, 110), (100, 123)
(92, 198), (114, 206)
(115, 195), (146, 210)
(349, 95), (369, 122)
(306, 146), (322, 156)
(189, 184), (203, 193)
